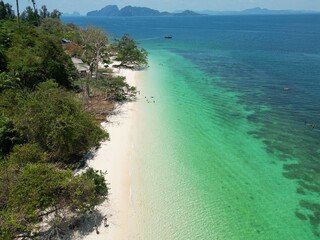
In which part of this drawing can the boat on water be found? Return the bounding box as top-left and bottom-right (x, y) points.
(164, 36), (173, 39)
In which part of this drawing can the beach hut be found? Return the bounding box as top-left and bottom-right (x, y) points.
(71, 57), (89, 77)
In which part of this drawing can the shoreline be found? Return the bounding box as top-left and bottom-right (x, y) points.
(78, 68), (138, 239)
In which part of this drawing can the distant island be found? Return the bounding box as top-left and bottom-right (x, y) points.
(197, 7), (319, 15)
(87, 6), (319, 17)
(87, 5), (203, 17)
(62, 12), (81, 17)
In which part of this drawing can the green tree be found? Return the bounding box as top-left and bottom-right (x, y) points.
(98, 75), (137, 101)
(0, 161), (18, 209)
(21, 3), (63, 27)
(0, 1), (14, 20)
(8, 143), (47, 166)
(21, 6), (39, 26)
(0, 12), (113, 240)
(0, 73), (20, 91)
(50, 9), (62, 19)
(113, 34), (148, 69)
(39, 5), (49, 19)
(0, 164), (108, 239)
(0, 22), (13, 49)
(0, 1), (7, 19)
(0, 21), (76, 88)
(80, 27), (109, 78)
(0, 81), (108, 164)
(81, 168), (109, 196)
(0, 49), (7, 71)
(0, 116), (18, 158)
(39, 17), (81, 44)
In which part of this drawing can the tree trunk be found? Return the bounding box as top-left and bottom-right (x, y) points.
(31, 0), (39, 25)
(15, 0), (20, 31)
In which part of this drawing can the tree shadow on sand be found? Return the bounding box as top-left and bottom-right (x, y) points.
(39, 210), (105, 240)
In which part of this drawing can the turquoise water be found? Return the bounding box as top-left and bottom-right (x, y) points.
(64, 15), (320, 239)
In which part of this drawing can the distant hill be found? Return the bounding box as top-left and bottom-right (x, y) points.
(118, 6), (160, 16)
(196, 7), (319, 15)
(87, 5), (203, 17)
(87, 5), (119, 16)
(62, 11), (81, 17)
(240, 7), (318, 15)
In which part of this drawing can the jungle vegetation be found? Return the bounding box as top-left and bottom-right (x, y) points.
(0, 1), (147, 238)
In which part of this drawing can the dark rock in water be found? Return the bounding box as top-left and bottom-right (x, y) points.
(295, 211), (308, 221)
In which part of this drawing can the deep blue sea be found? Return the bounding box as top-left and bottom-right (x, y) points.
(64, 15), (320, 239)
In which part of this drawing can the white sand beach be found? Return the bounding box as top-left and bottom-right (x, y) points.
(77, 68), (138, 239)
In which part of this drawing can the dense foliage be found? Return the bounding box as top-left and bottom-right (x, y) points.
(0, 81), (108, 164)
(0, 116), (17, 158)
(0, 2), (148, 237)
(0, 85), (108, 235)
(80, 27), (109, 77)
(112, 34), (148, 69)
(21, 4), (62, 27)
(0, 1), (14, 20)
(0, 49), (7, 71)
(0, 21), (76, 89)
(0, 164), (108, 239)
(0, 6), (110, 239)
(98, 75), (137, 101)
(40, 18), (81, 43)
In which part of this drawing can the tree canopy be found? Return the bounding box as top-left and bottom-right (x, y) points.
(0, 5), (147, 238)
(0, 81), (109, 237)
(0, 164), (108, 239)
(98, 75), (137, 102)
(0, 116), (17, 158)
(21, 3), (62, 27)
(0, 48), (7, 71)
(113, 34), (148, 69)
(0, 21), (76, 89)
(0, 1), (14, 20)
(80, 27), (109, 77)
(0, 11), (110, 238)
(0, 80), (108, 164)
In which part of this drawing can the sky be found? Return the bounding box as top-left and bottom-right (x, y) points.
(5, 0), (320, 15)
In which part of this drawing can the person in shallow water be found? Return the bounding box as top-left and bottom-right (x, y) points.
(104, 217), (108, 227)
(304, 120), (317, 129)
(95, 224), (99, 234)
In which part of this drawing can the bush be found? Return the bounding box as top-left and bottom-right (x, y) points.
(0, 80), (108, 164)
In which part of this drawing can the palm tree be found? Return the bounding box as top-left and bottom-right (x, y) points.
(31, 0), (36, 12)
(15, 0), (20, 31)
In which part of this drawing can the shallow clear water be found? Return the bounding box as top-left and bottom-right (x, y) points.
(64, 15), (320, 239)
